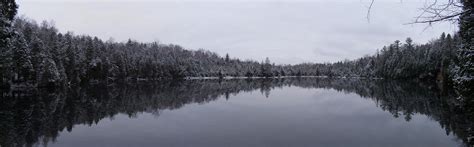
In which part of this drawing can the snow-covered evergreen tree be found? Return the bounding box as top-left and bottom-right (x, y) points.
(0, 0), (18, 87)
(454, 0), (474, 97)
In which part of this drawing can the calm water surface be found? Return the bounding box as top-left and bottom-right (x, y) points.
(1, 78), (472, 147)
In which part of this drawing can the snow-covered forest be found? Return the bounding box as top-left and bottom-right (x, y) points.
(0, 17), (461, 88)
(0, 0), (471, 91)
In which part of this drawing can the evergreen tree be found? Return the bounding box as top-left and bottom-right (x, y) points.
(225, 53), (230, 63)
(454, 0), (474, 97)
(10, 32), (34, 84)
(0, 0), (18, 87)
(261, 57), (272, 77)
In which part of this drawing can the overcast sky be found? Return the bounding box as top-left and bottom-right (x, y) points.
(17, 0), (457, 64)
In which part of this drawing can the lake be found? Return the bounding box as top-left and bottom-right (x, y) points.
(1, 78), (473, 147)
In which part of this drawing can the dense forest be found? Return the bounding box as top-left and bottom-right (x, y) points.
(0, 0), (472, 94)
(1, 78), (473, 146)
(0, 16), (462, 87)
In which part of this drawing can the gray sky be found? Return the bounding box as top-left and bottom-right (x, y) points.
(17, 0), (457, 64)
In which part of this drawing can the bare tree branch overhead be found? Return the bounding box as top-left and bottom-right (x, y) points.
(409, 0), (464, 24)
(367, 0), (465, 24)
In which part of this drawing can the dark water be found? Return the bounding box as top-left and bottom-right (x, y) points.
(1, 78), (473, 147)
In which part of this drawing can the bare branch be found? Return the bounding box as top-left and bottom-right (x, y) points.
(410, 0), (463, 24)
(366, 0), (375, 23)
(406, 12), (462, 25)
(366, 0), (463, 25)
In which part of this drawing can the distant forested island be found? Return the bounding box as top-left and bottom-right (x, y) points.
(0, 0), (472, 95)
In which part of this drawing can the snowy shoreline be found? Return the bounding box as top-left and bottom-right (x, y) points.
(184, 76), (383, 80)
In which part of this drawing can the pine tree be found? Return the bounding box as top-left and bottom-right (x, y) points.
(0, 0), (18, 87)
(37, 57), (60, 87)
(0, 0), (17, 48)
(10, 33), (34, 85)
(262, 57), (272, 77)
(225, 53), (230, 63)
(454, 0), (474, 97)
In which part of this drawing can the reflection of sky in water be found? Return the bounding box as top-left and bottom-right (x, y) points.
(50, 87), (461, 147)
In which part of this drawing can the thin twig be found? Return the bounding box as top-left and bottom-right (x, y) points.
(367, 0), (375, 23)
(405, 12), (463, 24)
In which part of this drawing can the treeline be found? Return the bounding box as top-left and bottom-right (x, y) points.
(0, 16), (460, 88)
(1, 78), (472, 146)
(286, 34), (459, 81)
(2, 17), (320, 87)
(330, 34), (459, 80)
(0, 0), (463, 88)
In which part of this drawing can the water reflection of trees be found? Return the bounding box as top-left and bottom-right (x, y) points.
(0, 78), (472, 147)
